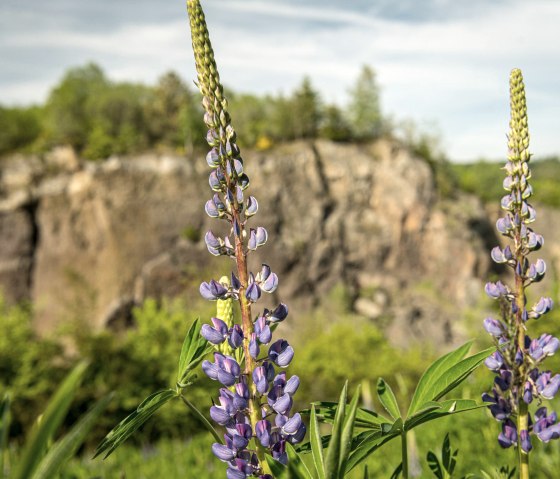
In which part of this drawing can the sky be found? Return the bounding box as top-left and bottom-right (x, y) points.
(1, 0), (559, 161)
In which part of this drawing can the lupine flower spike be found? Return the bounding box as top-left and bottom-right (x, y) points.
(187, 1), (305, 477)
(483, 69), (560, 479)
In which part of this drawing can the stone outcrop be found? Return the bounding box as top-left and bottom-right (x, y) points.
(0, 140), (523, 345)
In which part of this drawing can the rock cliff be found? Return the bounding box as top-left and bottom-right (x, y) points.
(0, 140), (532, 346)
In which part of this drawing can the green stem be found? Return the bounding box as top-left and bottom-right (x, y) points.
(180, 395), (222, 444)
(517, 402), (530, 479)
(401, 431), (409, 479)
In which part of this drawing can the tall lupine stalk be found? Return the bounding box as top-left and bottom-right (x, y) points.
(186, 2), (305, 478)
(483, 69), (560, 479)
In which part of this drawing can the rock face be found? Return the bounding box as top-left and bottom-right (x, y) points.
(0, 140), (511, 345)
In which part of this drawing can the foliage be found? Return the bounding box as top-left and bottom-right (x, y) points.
(0, 106), (43, 155)
(0, 63), (399, 159)
(347, 66), (383, 141)
(2, 362), (110, 479)
(452, 156), (560, 208)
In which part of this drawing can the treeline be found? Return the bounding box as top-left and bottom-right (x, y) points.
(0, 63), (385, 160)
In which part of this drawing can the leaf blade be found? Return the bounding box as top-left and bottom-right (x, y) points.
(408, 341), (473, 416)
(310, 405), (326, 479)
(376, 378), (400, 420)
(324, 382), (347, 479)
(12, 361), (88, 479)
(94, 389), (177, 459)
(32, 394), (113, 479)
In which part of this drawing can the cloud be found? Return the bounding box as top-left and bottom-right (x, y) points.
(0, 0), (558, 160)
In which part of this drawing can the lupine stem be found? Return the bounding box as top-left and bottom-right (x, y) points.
(180, 395), (223, 444)
(401, 431), (409, 479)
(518, 400), (530, 479)
(232, 237), (271, 472)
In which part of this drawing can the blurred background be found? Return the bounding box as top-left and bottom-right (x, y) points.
(1, 0), (560, 477)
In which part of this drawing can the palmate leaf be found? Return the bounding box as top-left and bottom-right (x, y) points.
(177, 318), (212, 384)
(429, 345), (495, 403)
(346, 427), (400, 473)
(31, 394), (113, 479)
(376, 378), (400, 420)
(12, 361), (89, 479)
(308, 402), (388, 428)
(408, 341), (473, 416)
(427, 450), (443, 479)
(94, 389), (177, 459)
(404, 399), (481, 431)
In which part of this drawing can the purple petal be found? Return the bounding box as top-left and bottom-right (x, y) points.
(284, 375), (300, 395)
(202, 360), (219, 380)
(201, 324), (226, 344)
(245, 282), (261, 303)
(245, 196), (258, 216)
(212, 443), (235, 461)
(262, 272), (279, 293)
(282, 413), (302, 435)
(210, 406), (231, 425)
(270, 303), (289, 322)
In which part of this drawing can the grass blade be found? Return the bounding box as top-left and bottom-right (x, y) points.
(32, 394), (113, 479)
(12, 361), (88, 479)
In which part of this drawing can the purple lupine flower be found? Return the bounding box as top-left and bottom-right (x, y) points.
(268, 340), (295, 367)
(482, 69), (560, 462)
(187, 2), (305, 476)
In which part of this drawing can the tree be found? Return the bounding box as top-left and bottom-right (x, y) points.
(348, 65), (383, 141)
(320, 104), (352, 142)
(291, 76), (321, 139)
(44, 63), (108, 151)
(0, 106), (42, 156)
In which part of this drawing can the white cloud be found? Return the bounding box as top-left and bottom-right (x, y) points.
(0, 0), (559, 160)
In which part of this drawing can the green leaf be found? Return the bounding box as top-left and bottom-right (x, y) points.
(408, 341), (473, 416)
(404, 399), (482, 431)
(12, 361), (89, 479)
(310, 405), (326, 479)
(286, 443), (313, 479)
(429, 345), (495, 402)
(1, 394), (11, 478)
(442, 433), (457, 474)
(324, 382), (347, 479)
(31, 394), (113, 479)
(376, 378), (400, 420)
(363, 465), (369, 479)
(427, 451), (443, 479)
(338, 385), (361, 477)
(266, 454), (288, 478)
(309, 402), (388, 428)
(346, 427), (400, 472)
(390, 462), (403, 479)
(94, 389), (177, 459)
(177, 318), (211, 383)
